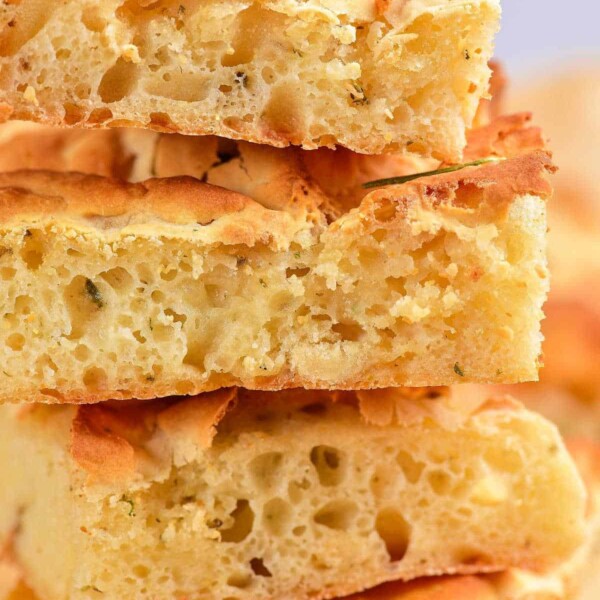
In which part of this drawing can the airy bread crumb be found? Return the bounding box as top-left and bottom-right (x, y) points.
(0, 147), (553, 402)
(0, 0), (500, 159)
(0, 388), (586, 600)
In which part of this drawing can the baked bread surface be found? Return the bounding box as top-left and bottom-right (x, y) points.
(0, 0), (500, 158)
(0, 388), (587, 599)
(0, 115), (554, 402)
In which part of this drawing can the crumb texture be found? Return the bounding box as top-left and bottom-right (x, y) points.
(0, 389), (587, 600)
(0, 0), (499, 158)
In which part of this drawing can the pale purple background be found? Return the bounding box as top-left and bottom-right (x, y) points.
(495, 1), (599, 77)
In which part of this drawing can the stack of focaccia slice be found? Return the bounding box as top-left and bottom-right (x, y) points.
(0, 2), (595, 599)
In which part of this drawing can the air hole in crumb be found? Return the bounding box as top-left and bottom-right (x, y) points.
(262, 497), (291, 536)
(40, 388), (64, 401)
(455, 547), (492, 566)
(453, 183), (483, 210)
(331, 322), (365, 342)
(83, 367), (108, 391)
(313, 500), (357, 530)
(74, 345), (91, 362)
(250, 452), (283, 491)
(373, 201), (396, 222)
(133, 565), (150, 579)
(288, 478), (310, 504)
(100, 267), (133, 291)
(226, 573), (252, 589)
(427, 470), (453, 495)
(164, 308), (186, 325)
(6, 333), (25, 351)
(151, 290), (165, 303)
(220, 500), (254, 543)
(372, 229), (388, 242)
(250, 558), (272, 578)
(375, 508), (411, 561)
(81, 7), (105, 32)
(396, 451), (425, 484)
(98, 58), (138, 103)
(1, 268), (16, 281)
(160, 268), (177, 281)
(149, 112), (174, 130)
(64, 276), (103, 340)
(63, 102), (85, 125)
(285, 267), (310, 278)
(310, 446), (344, 487)
(20, 230), (43, 270)
(87, 107), (113, 124)
(132, 330), (146, 344)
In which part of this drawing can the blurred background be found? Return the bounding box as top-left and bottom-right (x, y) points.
(491, 5), (600, 596)
(481, 1), (600, 439)
(497, 0), (598, 76)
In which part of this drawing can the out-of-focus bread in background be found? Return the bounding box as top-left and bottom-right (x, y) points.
(504, 64), (600, 430)
(508, 63), (600, 291)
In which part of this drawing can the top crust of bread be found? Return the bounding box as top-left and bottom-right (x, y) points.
(0, 113), (555, 232)
(0, 0), (500, 158)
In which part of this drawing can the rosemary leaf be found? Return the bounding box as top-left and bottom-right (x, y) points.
(362, 157), (503, 189)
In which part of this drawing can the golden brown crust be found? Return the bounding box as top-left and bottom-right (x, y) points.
(464, 113), (547, 162)
(71, 405), (137, 483)
(0, 115), (554, 236)
(69, 388), (530, 482)
(6, 143), (549, 226)
(0, 170), (249, 224)
(345, 576), (497, 600)
(354, 150), (555, 229)
(156, 389), (237, 456)
(473, 60), (508, 129)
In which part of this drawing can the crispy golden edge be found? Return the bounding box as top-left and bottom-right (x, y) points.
(0, 116), (554, 230)
(68, 387), (521, 482)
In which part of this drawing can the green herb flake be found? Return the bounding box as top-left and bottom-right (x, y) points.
(453, 362), (464, 377)
(81, 586), (103, 594)
(362, 157), (503, 189)
(294, 251), (301, 259)
(350, 82), (369, 105)
(463, 48), (471, 60)
(259, 278), (267, 288)
(120, 495), (135, 517)
(496, 368), (503, 376)
(85, 279), (104, 308)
